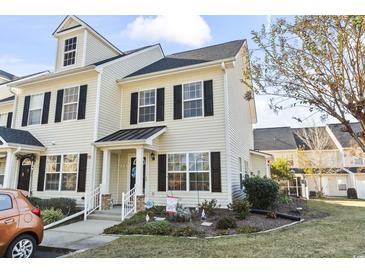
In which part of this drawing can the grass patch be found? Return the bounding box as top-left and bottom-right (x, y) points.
(71, 199), (365, 258)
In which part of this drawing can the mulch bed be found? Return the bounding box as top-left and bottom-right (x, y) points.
(105, 198), (329, 237)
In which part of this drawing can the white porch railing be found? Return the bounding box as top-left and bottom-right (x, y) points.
(84, 185), (102, 220)
(121, 187), (136, 221)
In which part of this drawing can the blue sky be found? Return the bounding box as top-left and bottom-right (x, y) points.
(0, 15), (334, 128)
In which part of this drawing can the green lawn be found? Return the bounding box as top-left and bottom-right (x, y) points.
(71, 199), (365, 258)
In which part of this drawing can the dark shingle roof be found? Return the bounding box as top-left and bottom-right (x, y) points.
(291, 127), (337, 150)
(125, 40), (245, 78)
(328, 123), (362, 148)
(0, 96), (15, 103)
(254, 127), (298, 150)
(92, 44), (158, 66)
(0, 70), (16, 81)
(96, 126), (166, 143)
(0, 127), (44, 147)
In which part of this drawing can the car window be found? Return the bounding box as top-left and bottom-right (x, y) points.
(0, 194), (12, 211)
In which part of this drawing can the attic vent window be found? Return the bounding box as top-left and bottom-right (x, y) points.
(63, 37), (77, 67)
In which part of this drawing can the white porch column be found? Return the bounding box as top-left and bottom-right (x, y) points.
(3, 150), (16, 189)
(135, 147), (144, 195)
(101, 149), (111, 194)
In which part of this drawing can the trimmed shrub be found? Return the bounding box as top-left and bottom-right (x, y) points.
(347, 188), (358, 199)
(309, 191), (317, 199)
(215, 217), (237, 230)
(200, 199), (219, 215)
(243, 176), (279, 210)
(227, 199), (251, 220)
(171, 226), (201, 237)
(41, 208), (64, 225)
(236, 226), (259, 234)
(144, 220), (172, 235)
(28, 197), (77, 215)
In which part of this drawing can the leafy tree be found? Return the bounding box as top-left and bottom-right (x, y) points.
(270, 158), (294, 181)
(245, 16), (365, 151)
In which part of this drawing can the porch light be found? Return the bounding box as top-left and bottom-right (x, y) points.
(151, 152), (156, 161)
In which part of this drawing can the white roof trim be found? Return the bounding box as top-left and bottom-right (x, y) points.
(250, 149), (273, 159)
(53, 15), (122, 55)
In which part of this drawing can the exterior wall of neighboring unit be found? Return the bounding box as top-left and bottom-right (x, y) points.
(14, 70), (99, 200)
(84, 31), (119, 66)
(119, 66), (229, 207)
(250, 154), (269, 177)
(96, 46), (163, 140)
(306, 174), (348, 197)
(354, 175), (365, 199)
(55, 29), (85, 72)
(226, 47), (255, 201)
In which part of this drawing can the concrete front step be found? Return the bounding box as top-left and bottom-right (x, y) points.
(88, 213), (121, 222)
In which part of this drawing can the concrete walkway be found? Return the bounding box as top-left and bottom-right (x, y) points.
(41, 219), (120, 251)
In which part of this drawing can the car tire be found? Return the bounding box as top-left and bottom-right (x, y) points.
(5, 234), (37, 258)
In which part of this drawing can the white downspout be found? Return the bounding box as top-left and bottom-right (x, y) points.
(222, 61), (233, 203)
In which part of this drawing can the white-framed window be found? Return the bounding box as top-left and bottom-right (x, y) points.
(63, 86), (79, 121)
(244, 160), (249, 175)
(63, 37), (77, 67)
(183, 81), (203, 118)
(167, 152), (210, 191)
(28, 94), (44, 125)
(45, 154), (78, 191)
(139, 89), (156, 123)
(0, 113), (7, 127)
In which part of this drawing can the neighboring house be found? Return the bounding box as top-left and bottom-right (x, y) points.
(0, 15), (269, 219)
(254, 123), (365, 199)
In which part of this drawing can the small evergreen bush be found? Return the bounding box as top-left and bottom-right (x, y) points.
(144, 220), (172, 235)
(242, 176), (279, 210)
(227, 199), (251, 220)
(28, 197), (76, 215)
(200, 199), (219, 215)
(215, 217), (237, 230)
(41, 208), (64, 225)
(347, 188), (358, 199)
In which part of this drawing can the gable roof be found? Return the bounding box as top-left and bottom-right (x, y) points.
(328, 122), (362, 148)
(53, 15), (123, 55)
(254, 127), (297, 151)
(0, 70), (17, 81)
(291, 127), (337, 150)
(0, 127), (44, 148)
(124, 39), (245, 78)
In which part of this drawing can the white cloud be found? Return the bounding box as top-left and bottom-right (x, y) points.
(0, 54), (52, 77)
(123, 15), (212, 47)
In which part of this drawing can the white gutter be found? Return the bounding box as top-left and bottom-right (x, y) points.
(222, 61), (233, 204)
(118, 57), (236, 84)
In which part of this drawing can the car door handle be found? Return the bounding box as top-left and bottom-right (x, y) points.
(3, 218), (15, 224)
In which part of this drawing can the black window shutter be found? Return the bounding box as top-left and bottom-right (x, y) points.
(41, 92), (51, 124)
(37, 156), (47, 191)
(130, 92), (138, 124)
(55, 89), (64, 123)
(78, 85), (88, 120)
(156, 88), (165, 122)
(240, 173), (243, 189)
(6, 112), (13, 128)
(158, 154), (166, 191)
(211, 152), (222, 192)
(204, 80), (214, 116)
(173, 85), (182, 120)
(77, 153), (88, 192)
(22, 96), (31, 127)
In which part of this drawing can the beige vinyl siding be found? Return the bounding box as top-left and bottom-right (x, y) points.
(306, 174), (348, 197)
(226, 48), (254, 200)
(250, 154), (268, 176)
(84, 32), (118, 66)
(120, 67), (229, 207)
(60, 18), (80, 30)
(0, 103), (14, 117)
(97, 46), (163, 139)
(14, 70), (98, 201)
(55, 29), (85, 72)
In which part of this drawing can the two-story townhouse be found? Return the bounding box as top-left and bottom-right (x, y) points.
(93, 39), (271, 217)
(0, 15), (164, 202)
(254, 123), (365, 199)
(0, 16), (270, 220)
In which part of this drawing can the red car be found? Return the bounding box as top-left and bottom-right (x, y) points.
(0, 189), (43, 258)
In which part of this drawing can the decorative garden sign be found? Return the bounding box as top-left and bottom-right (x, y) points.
(166, 196), (178, 213)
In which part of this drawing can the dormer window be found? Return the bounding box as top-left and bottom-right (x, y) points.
(63, 37), (77, 67)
